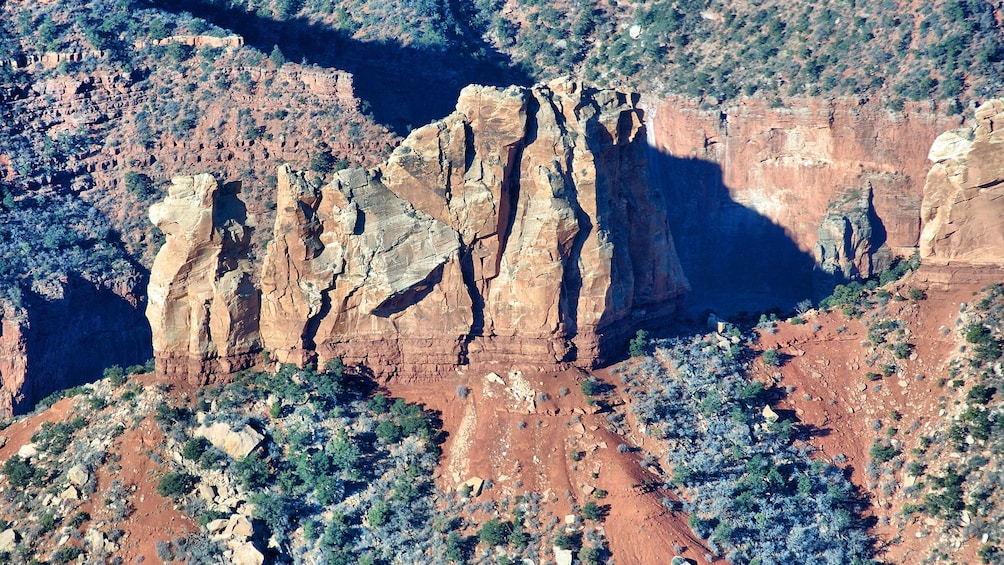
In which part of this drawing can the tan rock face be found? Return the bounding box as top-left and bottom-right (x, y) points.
(920, 99), (1004, 266)
(150, 80), (688, 378)
(258, 79), (688, 373)
(814, 186), (892, 280)
(146, 174), (260, 382)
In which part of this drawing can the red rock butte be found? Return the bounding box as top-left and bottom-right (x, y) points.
(146, 79), (691, 382)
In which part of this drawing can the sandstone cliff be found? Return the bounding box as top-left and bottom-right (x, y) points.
(146, 174), (261, 382)
(920, 100), (1004, 267)
(151, 80), (689, 378)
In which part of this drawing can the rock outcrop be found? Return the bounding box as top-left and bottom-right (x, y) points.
(0, 313), (29, 418)
(146, 174), (260, 382)
(814, 186), (892, 281)
(150, 79), (689, 378)
(920, 99), (1004, 267)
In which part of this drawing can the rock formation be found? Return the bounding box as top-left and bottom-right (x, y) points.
(814, 186), (892, 281)
(0, 313), (29, 418)
(150, 79), (689, 378)
(920, 99), (1004, 267)
(146, 174), (260, 382)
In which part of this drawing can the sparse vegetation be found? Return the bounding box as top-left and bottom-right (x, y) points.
(624, 333), (876, 563)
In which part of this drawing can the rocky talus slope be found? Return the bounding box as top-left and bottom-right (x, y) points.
(148, 79), (690, 381)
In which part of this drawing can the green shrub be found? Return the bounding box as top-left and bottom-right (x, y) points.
(628, 329), (649, 357)
(869, 442), (898, 464)
(478, 518), (509, 546)
(104, 365), (127, 386)
(235, 455), (270, 490)
(182, 437), (211, 461)
(761, 348), (781, 367)
(157, 471), (196, 498)
(2, 455), (37, 488)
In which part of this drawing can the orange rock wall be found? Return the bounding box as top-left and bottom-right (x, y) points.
(646, 96), (962, 313)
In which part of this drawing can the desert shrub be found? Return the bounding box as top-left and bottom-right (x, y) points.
(478, 518), (509, 546)
(761, 348), (781, 367)
(869, 442), (899, 464)
(182, 437), (211, 461)
(628, 334), (876, 563)
(2, 455), (38, 488)
(581, 500), (602, 521)
(581, 378), (600, 396)
(104, 364), (127, 386)
(235, 454), (270, 490)
(51, 546), (83, 564)
(157, 471), (196, 498)
(629, 329), (649, 357)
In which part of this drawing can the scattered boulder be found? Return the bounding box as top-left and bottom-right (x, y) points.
(17, 443), (37, 459)
(66, 464), (89, 487)
(194, 422), (263, 459)
(223, 514), (255, 539)
(762, 405), (780, 423)
(461, 476), (485, 497)
(553, 546), (573, 565)
(61, 485), (79, 501)
(0, 528), (18, 552)
(228, 540), (265, 565)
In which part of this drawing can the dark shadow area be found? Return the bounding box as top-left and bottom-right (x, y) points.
(16, 276), (153, 414)
(647, 148), (825, 317)
(159, 1), (532, 133)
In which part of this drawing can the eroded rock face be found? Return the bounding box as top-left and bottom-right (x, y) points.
(0, 314), (29, 418)
(814, 186), (892, 281)
(151, 79), (688, 378)
(259, 79), (688, 373)
(920, 100), (1004, 266)
(146, 174), (260, 382)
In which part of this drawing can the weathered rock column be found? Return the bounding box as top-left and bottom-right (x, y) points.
(146, 174), (260, 383)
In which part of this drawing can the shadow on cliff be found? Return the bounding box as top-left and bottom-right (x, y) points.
(159, 1), (532, 134)
(648, 149), (823, 318)
(14, 277), (153, 415)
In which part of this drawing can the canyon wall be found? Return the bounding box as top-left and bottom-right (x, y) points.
(150, 79), (690, 381)
(646, 96), (962, 314)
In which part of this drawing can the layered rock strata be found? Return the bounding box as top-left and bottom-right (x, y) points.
(920, 99), (1004, 267)
(146, 174), (260, 382)
(150, 80), (689, 378)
